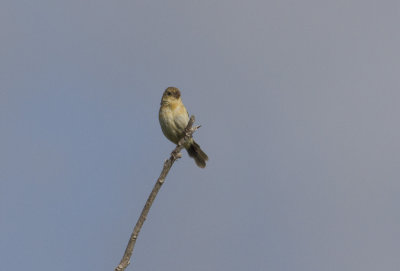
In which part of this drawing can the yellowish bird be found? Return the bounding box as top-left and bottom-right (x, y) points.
(159, 87), (208, 168)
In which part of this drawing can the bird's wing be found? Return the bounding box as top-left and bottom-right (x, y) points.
(174, 107), (189, 131)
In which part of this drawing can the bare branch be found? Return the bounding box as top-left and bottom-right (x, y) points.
(115, 116), (197, 271)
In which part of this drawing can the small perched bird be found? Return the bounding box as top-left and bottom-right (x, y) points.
(159, 87), (208, 168)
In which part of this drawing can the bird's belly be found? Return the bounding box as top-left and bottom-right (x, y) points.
(159, 109), (181, 144)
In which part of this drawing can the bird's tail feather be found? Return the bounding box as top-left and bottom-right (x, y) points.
(186, 140), (208, 168)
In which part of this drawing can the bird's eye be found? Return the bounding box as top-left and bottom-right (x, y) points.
(167, 92), (171, 96)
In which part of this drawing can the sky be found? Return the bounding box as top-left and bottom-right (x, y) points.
(1, 0), (400, 270)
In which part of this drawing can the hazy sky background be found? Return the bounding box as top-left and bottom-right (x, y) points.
(1, 1), (399, 270)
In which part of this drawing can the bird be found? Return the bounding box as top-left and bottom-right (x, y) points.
(159, 87), (208, 168)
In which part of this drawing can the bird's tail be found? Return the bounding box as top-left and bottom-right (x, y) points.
(186, 140), (209, 168)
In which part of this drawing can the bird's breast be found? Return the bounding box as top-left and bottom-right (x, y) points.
(159, 106), (179, 143)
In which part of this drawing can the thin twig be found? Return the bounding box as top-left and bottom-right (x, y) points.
(115, 116), (199, 271)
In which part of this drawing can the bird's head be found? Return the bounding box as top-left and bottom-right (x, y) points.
(161, 87), (181, 105)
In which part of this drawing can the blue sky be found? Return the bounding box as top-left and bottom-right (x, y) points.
(1, 1), (400, 270)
